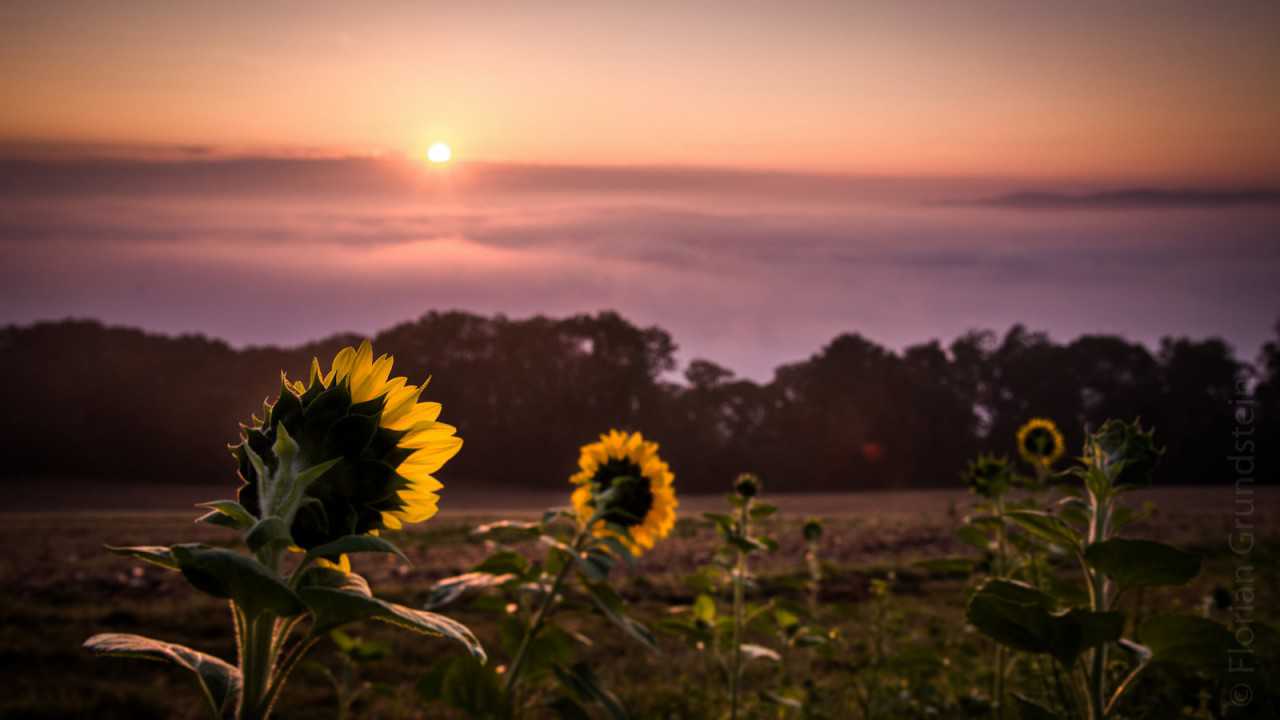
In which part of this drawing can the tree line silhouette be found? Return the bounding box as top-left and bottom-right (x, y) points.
(2, 312), (1276, 494)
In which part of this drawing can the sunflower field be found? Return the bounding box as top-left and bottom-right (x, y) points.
(3, 341), (1274, 719)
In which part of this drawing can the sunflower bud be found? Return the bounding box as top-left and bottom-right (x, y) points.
(802, 518), (823, 543)
(963, 454), (1014, 499)
(734, 472), (761, 499)
(1088, 418), (1162, 487)
(234, 340), (461, 549)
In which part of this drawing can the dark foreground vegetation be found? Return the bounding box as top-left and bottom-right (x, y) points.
(2, 488), (1273, 719)
(3, 313), (1278, 492)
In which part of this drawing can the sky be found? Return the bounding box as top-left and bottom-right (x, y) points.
(1, 1), (1279, 379)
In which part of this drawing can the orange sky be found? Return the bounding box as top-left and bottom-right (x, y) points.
(2, 1), (1278, 182)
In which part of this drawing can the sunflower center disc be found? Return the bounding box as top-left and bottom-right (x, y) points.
(590, 459), (654, 527)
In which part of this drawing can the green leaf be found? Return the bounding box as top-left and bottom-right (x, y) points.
(740, 643), (781, 662)
(913, 556), (976, 576)
(773, 608), (800, 630)
(417, 656), (507, 718)
(726, 535), (769, 554)
(693, 594), (717, 626)
(575, 547), (615, 582)
(1005, 510), (1082, 550)
(470, 520), (542, 544)
(105, 545), (179, 571)
(84, 633), (240, 719)
(194, 500), (256, 530)
(170, 544), (303, 617)
(1084, 539), (1200, 588)
(595, 535), (636, 569)
(1011, 693), (1062, 720)
(749, 503), (778, 520)
(1141, 614), (1234, 668)
(304, 534), (409, 565)
(955, 524), (991, 551)
(582, 581), (657, 652)
(425, 572), (516, 610)
(702, 512), (734, 532)
(1048, 609), (1125, 667)
(473, 550), (530, 576)
(299, 568), (486, 662)
(539, 534), (575, 556)
(553, 662), (629, 720)
(966, 579), (1121, 665)
(549, 696), (593, 720)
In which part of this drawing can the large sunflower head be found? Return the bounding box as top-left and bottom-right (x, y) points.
(1016, 418), (1065, 469)
(234, 340), (461, 549)
(570, 430), (677, 555)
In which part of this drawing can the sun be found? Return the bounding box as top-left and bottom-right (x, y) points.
(427, 142), (452, 164)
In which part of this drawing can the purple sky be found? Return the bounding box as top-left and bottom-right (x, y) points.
(3, 153), (1277, 380)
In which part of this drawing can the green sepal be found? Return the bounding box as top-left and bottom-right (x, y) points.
(194, 500), (256, 530)
(298, 568), (486, 662)
(105, 545), (179, 571)
(84, 633), (240, 719)
(1084, 539), (1201, 588)
(170, 544), (304, 618)
(246, 517), (293, 555)
(197, 510), (247, 531)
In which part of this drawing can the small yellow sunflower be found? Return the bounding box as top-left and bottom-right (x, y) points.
(236, 340), (462, 548)
(570, 430), (677, 555)
(1016, 418), (1065, 468)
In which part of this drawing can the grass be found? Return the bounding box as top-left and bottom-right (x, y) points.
(1, 488), (1273, 719)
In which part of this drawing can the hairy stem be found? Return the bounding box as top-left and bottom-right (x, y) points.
(503, 525), (589, 698)
(730, 497), (751, 720)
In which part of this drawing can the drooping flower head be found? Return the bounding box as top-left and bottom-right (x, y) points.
(1016, 418), (1065, 469)
(235, 340), (462, 548)
(1088, 418), (1163, 488)
(802, 517), (824, 543)
(734, 472), (761, 500)
(963, 454), (1015, 499)
(570, 430), (677, 555)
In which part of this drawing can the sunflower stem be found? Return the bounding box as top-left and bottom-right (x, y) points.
(503, 524), (589, 699)
(730, 495), (751, 720)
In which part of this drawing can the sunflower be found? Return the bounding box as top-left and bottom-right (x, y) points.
(235, 340), (462, 549)
(570, 430), (677, 555)
(1016, 417), (1065, 468)
(963, 454), (1014, 499)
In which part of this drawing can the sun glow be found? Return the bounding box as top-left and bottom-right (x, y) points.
(427, 142), (452, 164)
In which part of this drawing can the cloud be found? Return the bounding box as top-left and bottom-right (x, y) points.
(2, 146), (1279, 379)
(979, 188), (1280, 209)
